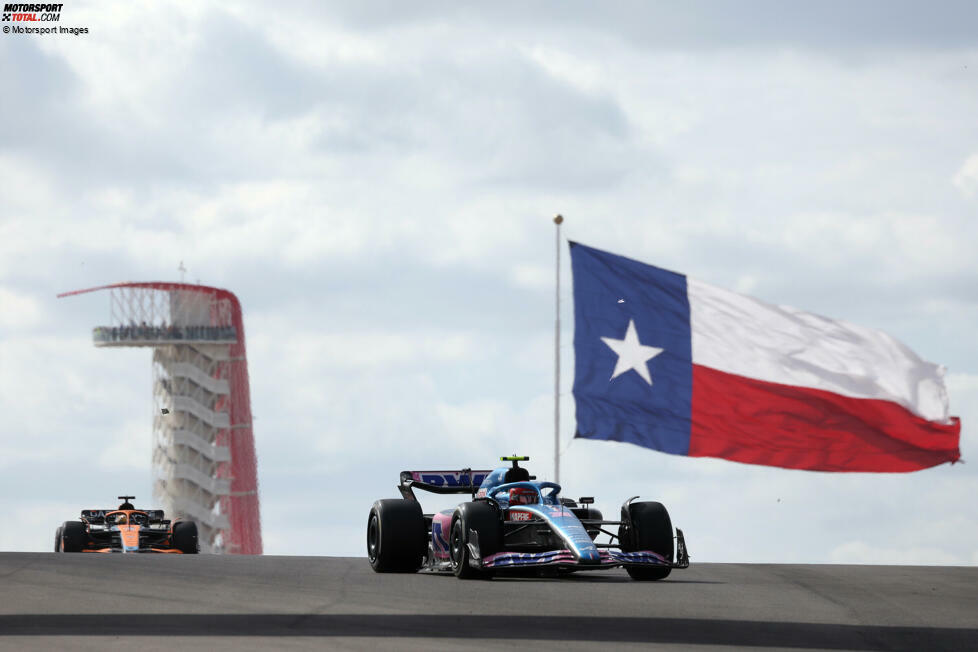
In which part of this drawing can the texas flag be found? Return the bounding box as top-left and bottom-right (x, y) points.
(570, 242), (961, 472)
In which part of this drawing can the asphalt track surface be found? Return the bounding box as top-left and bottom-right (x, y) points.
(1, 553), (976, 651)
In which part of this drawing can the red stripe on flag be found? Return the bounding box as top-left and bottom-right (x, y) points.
(689, 365), (961, 472)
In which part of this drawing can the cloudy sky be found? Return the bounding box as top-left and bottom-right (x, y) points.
(1, 1), (976, 564)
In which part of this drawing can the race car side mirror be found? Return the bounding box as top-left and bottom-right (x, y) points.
(579, 497), (594, 505)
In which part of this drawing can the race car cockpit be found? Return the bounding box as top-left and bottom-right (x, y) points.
(106, 512), (128, 526)
(508, 486), (538, 505)
(105, 511), (150, 526)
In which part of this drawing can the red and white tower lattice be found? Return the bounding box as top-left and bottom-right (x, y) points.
(59, 282), (262, 554)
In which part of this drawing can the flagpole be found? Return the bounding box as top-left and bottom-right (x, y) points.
(554, 214), (563, 484)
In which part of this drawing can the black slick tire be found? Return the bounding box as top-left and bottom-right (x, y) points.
(450, 501), (500, 580)
(620, 501), (673, 581)
(54, 526), (63, 552)
(367, 499), (426, 572)
(60, 521), (87, 553)
(171, 521), (199, 554)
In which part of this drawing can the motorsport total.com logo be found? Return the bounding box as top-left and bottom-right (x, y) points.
(2, 3), (62, 22)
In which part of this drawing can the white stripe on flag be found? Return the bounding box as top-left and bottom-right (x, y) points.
(687, 278), (951, 423)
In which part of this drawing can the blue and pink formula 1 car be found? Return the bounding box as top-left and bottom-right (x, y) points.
(367, 456), (689, 580)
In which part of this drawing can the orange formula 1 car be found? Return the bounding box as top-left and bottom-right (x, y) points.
(54, 496), (198, 554)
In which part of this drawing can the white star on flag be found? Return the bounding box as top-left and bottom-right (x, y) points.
(601, 319), (664, 385)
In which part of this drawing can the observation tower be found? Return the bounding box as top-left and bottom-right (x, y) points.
(58, 282), (262, 554)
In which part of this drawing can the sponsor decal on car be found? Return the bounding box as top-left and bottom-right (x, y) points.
(412, 471), (488, 487)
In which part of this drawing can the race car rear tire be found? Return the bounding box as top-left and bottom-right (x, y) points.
(450, 501), (500, 580)
(367, 499), (426, 573)
(60, 521), (87, 553)
(172, 521), (199, 554)
(53, 526), (63, 552)
(620, 501), (673, 581)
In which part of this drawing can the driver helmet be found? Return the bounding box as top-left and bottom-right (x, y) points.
(508, 487), (536, 506)
(110, 513), (127, 525)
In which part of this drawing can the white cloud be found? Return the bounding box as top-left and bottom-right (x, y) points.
(953, 154), (978, 197)
(525, 45), (606, 95)
(948, 372), (978, 393)
(509, 263), (552, 291)
(436, 398), (513, 443)
(0, 287), (43, 329)
(97, 418), (153, 470)
(0, 502), (80, 553)
(249, 325), (484, 371)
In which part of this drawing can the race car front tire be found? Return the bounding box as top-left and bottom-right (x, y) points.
(53, 526), (63, 552)
(171, 521), (199, 554)
(620, 501), (674, 581)
(60, 521), (88, 553)
(367, 499), (426, 572)
(450, 501), (501, 580)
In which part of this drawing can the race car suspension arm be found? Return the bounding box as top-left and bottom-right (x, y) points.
(503, 524), (533, 537)
(592, 527), (620, 541)
(578, 520), (622, 542)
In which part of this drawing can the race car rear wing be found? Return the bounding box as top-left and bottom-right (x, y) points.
(81, 509), (166, 524)
(398, 469), (492, 500)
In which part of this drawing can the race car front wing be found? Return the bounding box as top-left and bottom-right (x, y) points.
(83, 547), (184, 554)
(475, 528), (690, 570)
